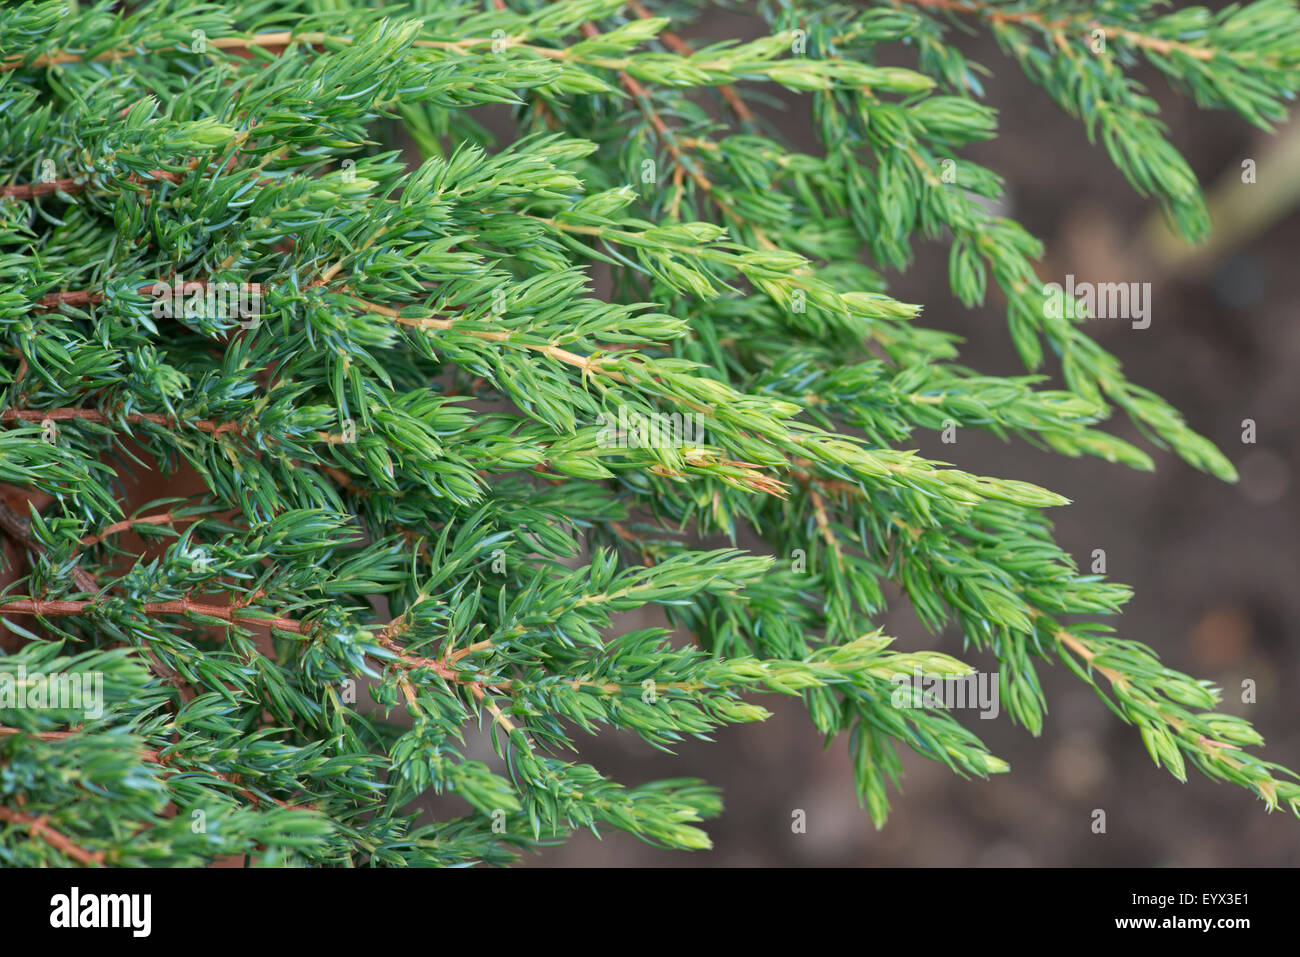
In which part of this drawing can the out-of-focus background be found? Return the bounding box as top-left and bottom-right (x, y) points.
(528, 2), (1300, 867)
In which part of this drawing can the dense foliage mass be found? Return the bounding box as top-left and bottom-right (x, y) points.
(1, 0), (1298, 865)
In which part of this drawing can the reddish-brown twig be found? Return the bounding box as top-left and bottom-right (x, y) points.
(0, 805), (105, 865)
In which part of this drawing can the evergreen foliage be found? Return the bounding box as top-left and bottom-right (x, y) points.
(1, 0), (1297, 865)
